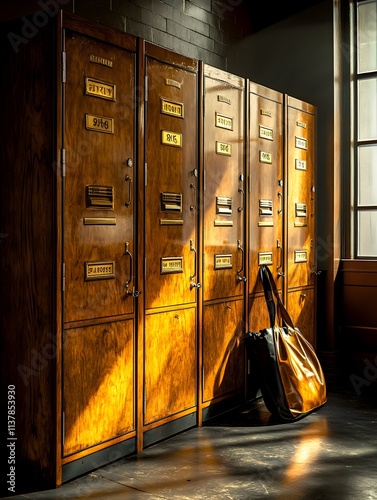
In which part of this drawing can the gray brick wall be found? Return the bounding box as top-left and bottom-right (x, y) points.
(63, 0), (246, 70)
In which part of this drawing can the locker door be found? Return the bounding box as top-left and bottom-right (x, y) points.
(62, 30), (137, 458)
(64, 32), (136, 322)
(201, 65), (245, 412)
(144, 46), (199, 427)
(248, 83), (284, 294)
(144, 56), (199, 309)
(286, 97), (316, 289)
(203, 68), (246, 301)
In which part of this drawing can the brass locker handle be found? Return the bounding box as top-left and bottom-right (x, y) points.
(236, 240), (246, 282)
(278, 191), (283, 214)
(189, 239), (201, 289)
(277, 240), (285, 277)
(190, 182), (196, 211)
(124, 243), (142, 297)
(125, 175), (132, 207)
(238, 187), (244, 212)
(124, 242), (133, 291)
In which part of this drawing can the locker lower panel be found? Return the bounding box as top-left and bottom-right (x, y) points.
(143, 413), (197, 448)
(62, 437), (136, 483)
(287, 287), (316, 347)
(202, 300), (244, 404)
(144, 307), (197, 425)
(202, 392), (244, 422)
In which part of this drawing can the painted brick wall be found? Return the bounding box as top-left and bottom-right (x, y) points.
(60, 0), (249, 70)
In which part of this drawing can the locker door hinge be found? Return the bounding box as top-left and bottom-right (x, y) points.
(62, 262), (65, 292)
(62, 51), (66, 83)
(144, 75), (148, 102)
(62, 411), (65, 445)
(144, 162), (147, 186)
(61, 148), (66, 177)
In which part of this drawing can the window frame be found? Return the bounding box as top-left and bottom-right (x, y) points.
(352, 0), (377, 259)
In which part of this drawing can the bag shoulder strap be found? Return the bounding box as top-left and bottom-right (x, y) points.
(260, 265), (295, 330)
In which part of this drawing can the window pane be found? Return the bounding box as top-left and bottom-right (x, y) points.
(358, 211), (377, 256)
(358, 145), (377, 205)
(358, 1), (377, 73)
(358, 78), (377, 140)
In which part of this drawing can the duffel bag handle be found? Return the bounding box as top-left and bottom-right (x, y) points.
(259, 265), (295, 331)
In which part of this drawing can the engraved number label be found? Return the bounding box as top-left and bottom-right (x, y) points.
(85, 114), (114, 134)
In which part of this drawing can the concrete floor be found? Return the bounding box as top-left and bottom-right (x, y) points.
(3, 386), (377, 500)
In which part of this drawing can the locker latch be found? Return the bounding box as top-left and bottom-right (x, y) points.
(126, 285), (142, 297)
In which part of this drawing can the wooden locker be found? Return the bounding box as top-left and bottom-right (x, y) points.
(142, 43), (199, 443)
(247, 82), (284, 298)
(285, 95), (317, 346)
(201, 64), (246, 418)
(0, 12), (138, 491)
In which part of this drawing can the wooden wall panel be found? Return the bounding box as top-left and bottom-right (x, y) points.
(340, 260), (377, 360)
(0, 17), (58, 491)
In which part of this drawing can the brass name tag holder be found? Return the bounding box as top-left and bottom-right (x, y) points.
(161, 257), (183, 274)
(214, 254), (232, 269)
(215, 113), (233, 130)
(85, 77), (116, 101)
(258, 252), (273, 266)
(85, 261), (115, 281)
(259, 125), (273, 140)
(161, 99), (184, 118)
(294, 250), (308, 263)
(295, 136), (307, 150)
(259, 151), (272, 164)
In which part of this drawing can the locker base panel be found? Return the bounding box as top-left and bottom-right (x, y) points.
(62, 437), (136, 483)
(143, 412), (197, 448)
(201, 392), (244, 422)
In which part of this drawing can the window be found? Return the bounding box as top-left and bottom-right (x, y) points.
(354, 0), (377, 257)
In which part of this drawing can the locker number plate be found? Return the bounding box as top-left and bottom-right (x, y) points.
(85, 114), (114, 134)
(215, 113), (233, 130)
(85, 261), (115, 281)
(161, 99), (184, 118)
(161, 130), (182, 147)
(216, 141), (232, 156)
(258, 252), (273, 266)
(294, 250), (308, 263)
(214, 254), (232, 269)
(161, 257), (183, 274)
(85, 77), (116, 101)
